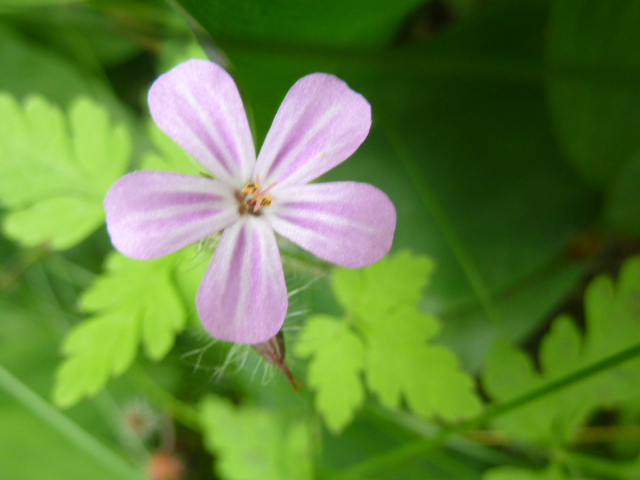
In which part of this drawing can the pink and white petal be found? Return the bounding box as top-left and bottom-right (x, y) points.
(149, 59), (256, 187)
(105, 171), (239, 259)
(197, 217), (288, 344)
(254, 74), (371, 187)
(269, 182), (396, 268)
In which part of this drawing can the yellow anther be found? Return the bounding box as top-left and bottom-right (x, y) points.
(242, 182), (259, 194)
(238, 179), (275, 215)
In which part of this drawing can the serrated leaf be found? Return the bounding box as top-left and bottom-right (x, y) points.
(54, 313), (139, 408)
(54, 251), (196, 407)
(484, 321), (589, 445)
(200, 396), (312, 480)
(484, 256), (640, 445)
(295, 316), (365, 434)
(358, 306), (481, 420)
(332, 250), (435, 317)
(297, 251), (480, 432)
(0, 94), (130, 249)
(583, 257), (640, 402)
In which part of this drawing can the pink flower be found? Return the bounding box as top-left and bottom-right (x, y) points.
(105, 59), (396, 344)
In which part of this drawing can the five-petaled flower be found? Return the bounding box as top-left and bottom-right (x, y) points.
(105, 59), (396, 344)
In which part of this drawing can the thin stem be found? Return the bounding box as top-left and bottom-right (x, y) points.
(329, 339), (640, 480)
(0, 246), (49, 290)
(465, 424), (640, 447)
(384, 125), (500, 326)
(0, 364), (143, 480)
(560, 450), (640, 480)
(129, 365), (201, 431)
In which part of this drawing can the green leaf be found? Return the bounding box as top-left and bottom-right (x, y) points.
(200, 396), (313, 480)
(359, 307), (481, 420)
(295, 315), (365, 434)
(53, 250), (206, 407)
(0, 22), (132, 123)
(296, 251), (481, 433)
(484, 256), (640, 445)
(0, 94), (130, 250)
(176, 0), (425, 48)
(606, 155), (640, 235)
(546, 0), (640, 186)
(583, 257), (640, 402)
(484, 319), (589, 445)
(332, 250), (435, 316)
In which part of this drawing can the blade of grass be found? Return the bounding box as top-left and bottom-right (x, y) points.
(384, 125), (500, 326)
(0, 364), (144, 480)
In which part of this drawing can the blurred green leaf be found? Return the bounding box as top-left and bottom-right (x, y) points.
(0, 22), (132, 121)
(484, 256), (640, 445)
(606, 154), (640, 235)
(546, 0), (640, 186)
(54, 249), (206, 407)
(5, 5), (142, 69)
(176, 0), (424, 48)
(200, 395), (313, 480)
(0, 288), (138, 480)
(296, 251), (481, 433)
(0, 94), (130, 249)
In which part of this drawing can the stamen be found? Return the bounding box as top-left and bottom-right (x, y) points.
(237, 178), (277, 215)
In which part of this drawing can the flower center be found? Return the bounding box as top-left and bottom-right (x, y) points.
(236, 177), (276, 216)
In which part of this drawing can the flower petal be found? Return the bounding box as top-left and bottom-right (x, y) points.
(254, 74), (371, 187)
(269, 182), (396, 268)
(197, 217), (288, 343)
(149, 59), (255, 187)
(105, 171), (238, 259)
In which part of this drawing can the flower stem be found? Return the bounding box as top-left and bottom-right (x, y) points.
(328, 339), (640, 480)
(0, 364), (143, 480)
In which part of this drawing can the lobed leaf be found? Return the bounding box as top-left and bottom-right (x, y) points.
(0, 94), (130, 250)
(295, 316), (365, 434)
(200, 396), (313, 480)
(54, 250), (207, 407)
(297, 251), (481, 433)
(332, 250), (435, 317)
(484, 256), (640, 446)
